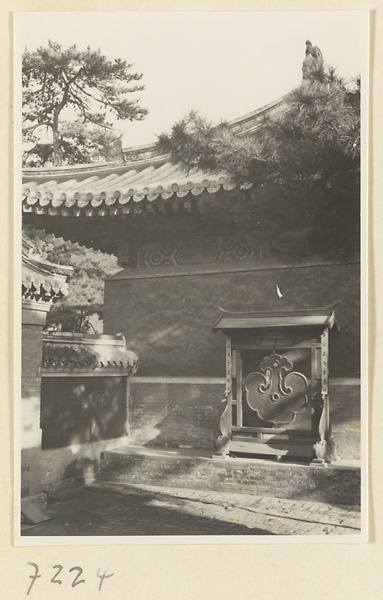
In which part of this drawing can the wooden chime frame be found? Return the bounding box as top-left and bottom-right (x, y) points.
(213, 304), (340, 464)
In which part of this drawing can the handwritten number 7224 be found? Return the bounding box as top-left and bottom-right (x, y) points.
(27, 563), (114, 594)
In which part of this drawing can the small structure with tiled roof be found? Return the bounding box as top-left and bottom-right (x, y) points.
(213, 304), (341, 333)
(21, 235), (72, 515)
(38, 332), (138, 491)
(21, 236), (139, 502)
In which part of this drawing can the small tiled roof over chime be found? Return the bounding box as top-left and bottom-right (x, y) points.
(213, 303), (341, 332)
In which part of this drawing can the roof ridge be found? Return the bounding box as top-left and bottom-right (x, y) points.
(22, 94), (290, 178)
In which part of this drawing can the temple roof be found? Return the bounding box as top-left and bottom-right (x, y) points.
(42, 332), (138, 373)
(22, 94), (290, 220)
(22, 161), (243, 218)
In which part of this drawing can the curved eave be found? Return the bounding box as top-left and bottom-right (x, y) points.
(22, 254), (71, 301)
(22, 177), (244, 217)
(22, 254), (73, 278)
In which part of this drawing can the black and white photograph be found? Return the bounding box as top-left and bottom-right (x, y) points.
(16, 10), (368, 543)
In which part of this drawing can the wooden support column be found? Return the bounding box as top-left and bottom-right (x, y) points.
(320, 327), (330, 438)
(310, 346), (318, 431)
(213, 335), (232, 457)
(236, 349), (243, 428)
(226, 335), (232, 410)
(313, 327), (332, 465)
(125, 376), (131, 439)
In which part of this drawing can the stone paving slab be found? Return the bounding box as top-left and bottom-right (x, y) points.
(21, 481), (361, 538)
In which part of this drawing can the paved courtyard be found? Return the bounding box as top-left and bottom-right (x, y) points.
(21, 481), (361, 537)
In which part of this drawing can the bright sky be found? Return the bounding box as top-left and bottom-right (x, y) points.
(16, 11), (367, 148)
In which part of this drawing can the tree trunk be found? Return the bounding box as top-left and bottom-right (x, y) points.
(52, 109), (62, 167)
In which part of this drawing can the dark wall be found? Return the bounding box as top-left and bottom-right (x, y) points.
(128, 381), (225, 450)
(330, 382), (360, 459)
(104, 262), (360, 378)
(41, 376), (127, 450)
(126, 379), (360, 458)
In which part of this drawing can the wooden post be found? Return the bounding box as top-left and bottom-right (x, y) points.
(125, 376), (131, 439)
(236, 349), (243, 428)
(226, 336), (232, 396)
(213, 335), (232, 457)
(313, 327), (331, 465)
(310, 346), (317, 434)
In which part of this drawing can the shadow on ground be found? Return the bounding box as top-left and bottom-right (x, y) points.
(22, 486), (273, 537)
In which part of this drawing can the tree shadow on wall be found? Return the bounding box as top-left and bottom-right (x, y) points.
(41, 376), (127, 450)
(62, 457), (98, 487)
(141, 413), (217, 452)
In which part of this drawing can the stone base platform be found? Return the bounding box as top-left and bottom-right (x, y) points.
(100, 445), (361, 506)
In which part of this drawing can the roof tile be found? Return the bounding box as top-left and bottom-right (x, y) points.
(22, 161), (242, 217)
(42, 333), (138, 373)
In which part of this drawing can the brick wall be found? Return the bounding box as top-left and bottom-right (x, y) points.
(41, 376), (128, 450)
(104, 261), (361, 460)
(21, 323), (43, 459)
(330, 381), (361, 460)
(128, 379), (225, 450)
(39, 375), (130, 489)
(104, 262), (360, 379)
(101, 449), (361, 505)
(41, 436), (128, 491)
(21, 316), (47, 498)
(22, 324), (43, 382)
(127, 378), (360, 459)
